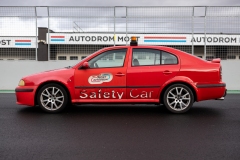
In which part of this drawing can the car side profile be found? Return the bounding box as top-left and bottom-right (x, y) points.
(15, 37), (226, 113)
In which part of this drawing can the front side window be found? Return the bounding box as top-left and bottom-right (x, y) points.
(88, 49), (127, 68)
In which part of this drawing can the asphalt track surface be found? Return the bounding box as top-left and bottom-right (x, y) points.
(0, 93), (240, 160)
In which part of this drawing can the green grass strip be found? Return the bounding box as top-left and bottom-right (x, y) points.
(227, 90), (240, 94)
(0, 90), (15, 93)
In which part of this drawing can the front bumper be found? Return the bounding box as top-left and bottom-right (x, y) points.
(15, 86), (37, 106)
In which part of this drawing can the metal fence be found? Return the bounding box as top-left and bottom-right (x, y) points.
(0, 7), (37, 60)
(0, 6), (240, 61)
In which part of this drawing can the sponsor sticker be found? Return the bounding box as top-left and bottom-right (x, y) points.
(88, 73), (113, 84)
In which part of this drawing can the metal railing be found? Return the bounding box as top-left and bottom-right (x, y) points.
(0, 6), (240, 61)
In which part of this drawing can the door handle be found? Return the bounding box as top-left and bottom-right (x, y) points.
(163, 70), (172, 74)
(115, 73), (125, 76)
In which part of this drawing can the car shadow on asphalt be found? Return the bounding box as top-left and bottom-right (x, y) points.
(17, 104), (223, 118)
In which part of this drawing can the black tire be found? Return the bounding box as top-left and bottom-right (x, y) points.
(37, 83), (68, 113)
(163, 84), (194, 113)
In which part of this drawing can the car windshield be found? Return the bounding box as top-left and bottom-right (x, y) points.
(67, 49), (105, 68)
(66, 58), (85, 68)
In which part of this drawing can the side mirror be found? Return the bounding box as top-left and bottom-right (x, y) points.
(82, 62), (90, 69)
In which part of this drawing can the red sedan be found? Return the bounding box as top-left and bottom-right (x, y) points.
(15, 38), (226, 113)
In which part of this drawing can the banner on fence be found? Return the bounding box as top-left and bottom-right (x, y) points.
(0, 37), (37, 48)
(47, 33), (240, 46)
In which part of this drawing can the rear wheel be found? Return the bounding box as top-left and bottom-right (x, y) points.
(37, 83), (68, 113)
(163, 84), (194, 113)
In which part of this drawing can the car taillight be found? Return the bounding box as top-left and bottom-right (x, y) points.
(220, 66), (222, 81)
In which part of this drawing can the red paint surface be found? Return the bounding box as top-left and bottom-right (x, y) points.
(16, 45), (226, 106)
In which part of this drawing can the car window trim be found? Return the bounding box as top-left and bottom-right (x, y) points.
(79, 48), (128, 70)
(131, 48), (179, 67)
(131, 48), (161, 67)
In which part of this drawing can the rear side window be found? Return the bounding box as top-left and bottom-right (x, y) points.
(132, 49), (178, 66)
(132, 49), (160, 66)
(162, 51), (178, 65)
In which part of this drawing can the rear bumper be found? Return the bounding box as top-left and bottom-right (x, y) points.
(223, 89), (227, 97)
(196, 83), (226, 88)
(216, 89), (227, 100)
(196, 83), (226, 101)
(15, 86), (37, 106)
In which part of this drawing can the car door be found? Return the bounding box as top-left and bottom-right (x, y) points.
(74, 48), (128, 102)
(126, 48), (180, 101)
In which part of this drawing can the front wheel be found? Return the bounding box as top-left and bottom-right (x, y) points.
(163, 84), (194, 113)
(37, 83), (68, 113)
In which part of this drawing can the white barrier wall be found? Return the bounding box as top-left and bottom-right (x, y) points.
(221, 61), (240, 90)
(0, 61), (79, 90)
(0, 60), (239, 90)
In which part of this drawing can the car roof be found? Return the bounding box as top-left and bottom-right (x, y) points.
(103, 45), (174, 50)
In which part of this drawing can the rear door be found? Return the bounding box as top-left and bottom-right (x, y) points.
(126, 48), (180, 100)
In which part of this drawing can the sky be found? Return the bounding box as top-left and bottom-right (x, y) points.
(0, 0), (240, 6)
(1, 0), (240, 36)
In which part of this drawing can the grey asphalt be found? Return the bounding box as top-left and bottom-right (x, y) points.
(0, 93), (240, 160)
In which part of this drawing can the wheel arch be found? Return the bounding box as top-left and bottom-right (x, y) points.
(160, 81), (197, 104)
(34, 81), (72, 106)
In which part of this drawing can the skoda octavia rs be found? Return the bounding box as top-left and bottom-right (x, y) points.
(15, 38), (226, 113)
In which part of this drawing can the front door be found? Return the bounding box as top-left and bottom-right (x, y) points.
(74, 48), (128, 102)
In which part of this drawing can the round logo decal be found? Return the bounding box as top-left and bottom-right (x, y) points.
(88, 73), (113, 84)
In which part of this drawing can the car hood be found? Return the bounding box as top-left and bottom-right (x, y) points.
(22, 68), (75, 83)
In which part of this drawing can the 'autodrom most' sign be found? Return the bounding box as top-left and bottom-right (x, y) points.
(47, 33), (240, 46)
(0, 37), (37, 48)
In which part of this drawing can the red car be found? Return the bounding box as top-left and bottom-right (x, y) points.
(15, 37), (226, 113)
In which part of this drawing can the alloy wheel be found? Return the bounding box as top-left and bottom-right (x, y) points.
(40, 86), (65, 111)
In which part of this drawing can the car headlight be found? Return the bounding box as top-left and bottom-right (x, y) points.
(18, 80), (25, 86)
